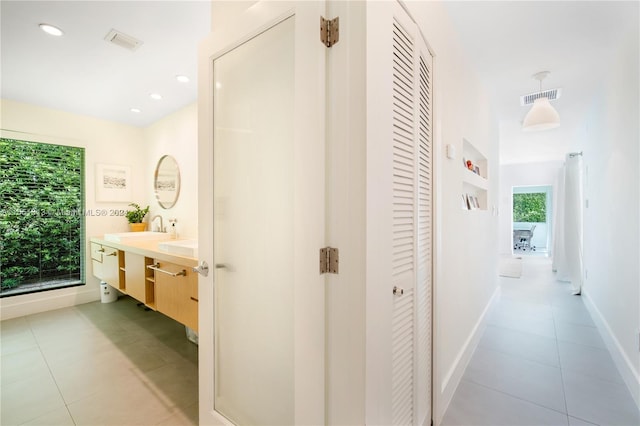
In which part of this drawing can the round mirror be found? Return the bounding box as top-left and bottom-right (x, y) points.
(154, 155), (181, 209)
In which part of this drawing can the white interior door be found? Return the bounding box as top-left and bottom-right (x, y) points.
(197, 2), (326, 424)
(366, 1), (433, 424)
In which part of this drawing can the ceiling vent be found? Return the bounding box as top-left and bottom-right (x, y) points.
(104, 29), (143, 51)
(520, 88), (561, 106)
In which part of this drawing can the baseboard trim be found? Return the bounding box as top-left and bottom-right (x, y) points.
(582, 291), (640, 409)
(1, 285), (100, 320)
(437, 286), (501, 421)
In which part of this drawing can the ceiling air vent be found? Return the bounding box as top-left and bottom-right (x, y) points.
(520, 88), (561, 106)
(104, 29), (143, 51)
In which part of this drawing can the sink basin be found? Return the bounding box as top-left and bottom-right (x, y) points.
(104, 231), (171, 243)
(158, 239), (198, 257)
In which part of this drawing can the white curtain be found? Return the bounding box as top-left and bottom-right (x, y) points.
(552, 154), (584, 294)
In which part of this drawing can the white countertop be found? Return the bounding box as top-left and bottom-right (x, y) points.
(90, 236), (198, 267)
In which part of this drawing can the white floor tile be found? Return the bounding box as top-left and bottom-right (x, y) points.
(0, 318), (38, 356)
(66, 373), (179, 425)
(155, 401), (198, 426)
(0, 370), (66, 425)
(567, 416), (598, 426)
(20, 407), (75, 426)
(558, 340), (625, 384)
(0, 346), (49, 385)
(142, 361), (199, 411)
(48, 345), (145, 404)
(490, 298), (555, 323)
(0, 297), (198, 425)
(443, 257), (639, 426)
(553, 305), (596, 327)
(441, 380), (569, 426)
(465, 347), (566, 413)
(488, 311), (557, 339)
(555, 321), (605, 349)
(563, 369), (640, 426)
(479, 325), (560, 367)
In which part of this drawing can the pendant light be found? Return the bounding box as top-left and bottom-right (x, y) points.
(522, 71), (560, 132)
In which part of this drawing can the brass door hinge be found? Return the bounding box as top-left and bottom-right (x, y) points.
(320, 16), (339, 48)
(319, 247), (339, 274)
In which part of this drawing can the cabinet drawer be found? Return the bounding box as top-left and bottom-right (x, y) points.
(90, 243), (119, 286)
(90, 242), (103, 262)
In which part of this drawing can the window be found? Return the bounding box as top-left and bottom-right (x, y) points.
(0, 138), (85, 297)
(513, 192), (546, 223)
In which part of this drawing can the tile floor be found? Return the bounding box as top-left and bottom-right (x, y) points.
(442, 256), (640, 426)
(3, 258), (638, 426)
(1, 296), (198, 426)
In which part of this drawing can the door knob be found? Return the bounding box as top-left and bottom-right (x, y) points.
(192, 261), (209, 277)
(393, 286), (404, 296)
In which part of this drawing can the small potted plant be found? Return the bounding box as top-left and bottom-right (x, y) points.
(126, 203), (150, 232)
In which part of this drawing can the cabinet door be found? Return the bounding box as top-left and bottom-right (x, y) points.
(125, 252), (146, 304)
(155, 260), (198, 330)
(90, 242), (104, 280)
(100, 245), (120, 287)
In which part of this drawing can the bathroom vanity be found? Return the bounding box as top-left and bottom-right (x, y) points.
(90, 235), (198, 331)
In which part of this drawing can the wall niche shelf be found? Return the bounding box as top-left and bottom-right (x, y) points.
(461, 138), (488, 211)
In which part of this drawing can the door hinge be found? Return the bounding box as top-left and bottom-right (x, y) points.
(319, 247), (339, 274)
(320, 16), (339, 48)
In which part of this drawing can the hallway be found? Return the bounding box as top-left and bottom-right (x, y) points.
(442, 256), (640, 426)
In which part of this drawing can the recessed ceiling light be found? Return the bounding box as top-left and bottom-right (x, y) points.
(176, 75), (190, 83)
(39, 23), (64, 37)
(149, 93), (162, 100)
(130, 108), (141, 113)
(215, 82), (222, 90)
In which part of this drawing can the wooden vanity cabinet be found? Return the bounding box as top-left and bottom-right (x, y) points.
(154, 260), (198, 331)
(90, 242), (122, 289)
(124, 252), (146, 304)
(90, 238), (197, 331)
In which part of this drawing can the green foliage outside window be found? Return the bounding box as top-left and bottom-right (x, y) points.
(0, 138), (85, 294)
(513, 192), (546, 223)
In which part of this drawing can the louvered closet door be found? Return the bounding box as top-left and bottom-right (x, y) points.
(390, 4), (433, 426)
(391, 14), (417, 425)
(415, 39), (433, 426)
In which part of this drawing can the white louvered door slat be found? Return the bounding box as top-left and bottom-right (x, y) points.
(389, 5), (434, 425)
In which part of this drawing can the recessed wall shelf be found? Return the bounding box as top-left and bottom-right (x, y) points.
(461, 138), (488, 211)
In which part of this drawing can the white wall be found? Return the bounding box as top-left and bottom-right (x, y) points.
(1, 99), (146, 319)
(403, 2), (500, 423)
(143, 103), (198, 239)
(211, 1), (258, 32)
(575, 27), (640, 405)
(499, 162), (563, 255)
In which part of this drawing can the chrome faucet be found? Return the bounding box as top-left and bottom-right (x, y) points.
(151, 215), (164, 232)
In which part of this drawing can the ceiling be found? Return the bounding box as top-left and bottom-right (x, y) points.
(1, 1), (211, 127)
(444, 1), (639, 164)
(1, 1), (637, 163)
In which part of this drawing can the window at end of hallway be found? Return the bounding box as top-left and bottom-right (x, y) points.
(513, 192), (546, 223)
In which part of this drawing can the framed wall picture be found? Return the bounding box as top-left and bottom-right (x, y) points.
(95, 163), (132, 202)
(466, 193), (474, 210)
